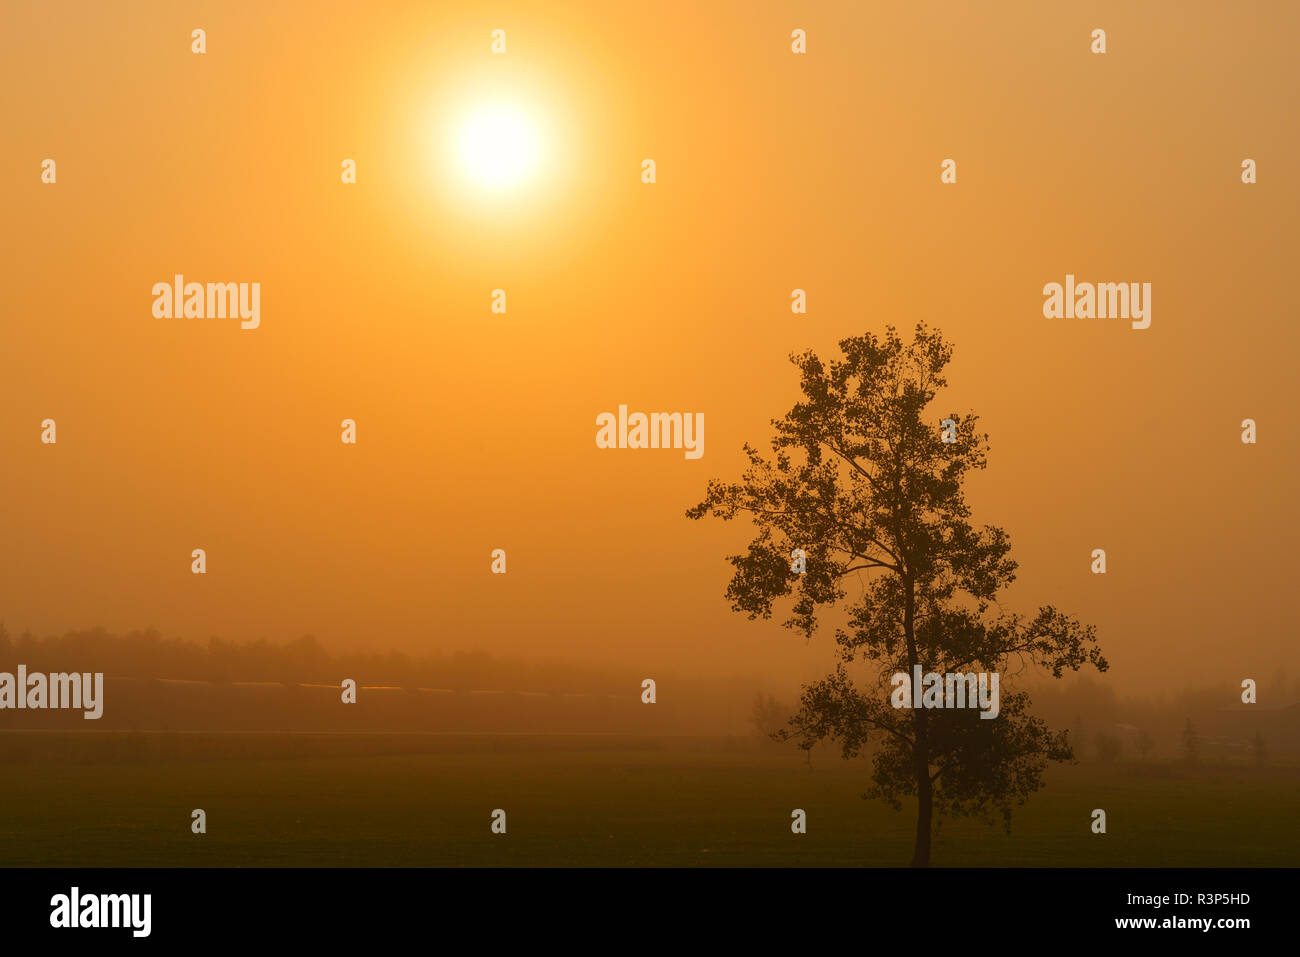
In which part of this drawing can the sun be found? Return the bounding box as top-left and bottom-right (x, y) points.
(455, 103), (543, 191)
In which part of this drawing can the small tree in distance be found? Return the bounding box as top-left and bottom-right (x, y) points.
(688, 325), (1108, 866)
(750, 691), (787, 745)
(1135, 730), (1154, 762)
(1182, 719), (1200, 766)
(1095, 731), (1123, 764)
(1251, 730), (1265, 769)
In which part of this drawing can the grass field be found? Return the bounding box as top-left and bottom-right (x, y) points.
(1, 732), (1296, 867)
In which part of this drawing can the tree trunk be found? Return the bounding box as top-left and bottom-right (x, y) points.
(911, 745), (933, 867)
(903, 573), (932, 867)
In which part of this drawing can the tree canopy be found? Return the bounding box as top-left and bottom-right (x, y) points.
(688, 324), (1108, 865)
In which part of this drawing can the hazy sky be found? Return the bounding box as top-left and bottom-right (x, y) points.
(2, 1), (1297, 694)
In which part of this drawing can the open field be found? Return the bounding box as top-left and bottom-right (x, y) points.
(1, 732), (1296, 867)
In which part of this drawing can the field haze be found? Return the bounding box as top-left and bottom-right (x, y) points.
(1, 732), (1295, 867)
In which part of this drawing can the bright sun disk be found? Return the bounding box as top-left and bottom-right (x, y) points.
(455, 104), (542, 190)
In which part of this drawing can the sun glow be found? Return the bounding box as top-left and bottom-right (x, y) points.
(454, 103), (543, 190)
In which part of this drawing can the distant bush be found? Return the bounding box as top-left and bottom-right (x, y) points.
(1135, 730), (1154, 761)
(1095, 731), (1123, 764)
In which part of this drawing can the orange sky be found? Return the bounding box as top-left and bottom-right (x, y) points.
(1, 0), (1297, 694)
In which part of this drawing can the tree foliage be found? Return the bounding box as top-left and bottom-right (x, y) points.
(688, 324), (1107, 864)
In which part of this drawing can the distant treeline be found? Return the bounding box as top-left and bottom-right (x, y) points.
(1027, 674), (1300, 761)
(2, 624), (1297, 754)
(0, 624), (627, 694)
(0, 624), (765, 736)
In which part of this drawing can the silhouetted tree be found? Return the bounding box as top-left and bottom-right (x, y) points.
(799, 738), (814, 769)
(687, 325), (1107, 866)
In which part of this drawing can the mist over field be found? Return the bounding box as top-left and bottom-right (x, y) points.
(2, 0), (1297, 878)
